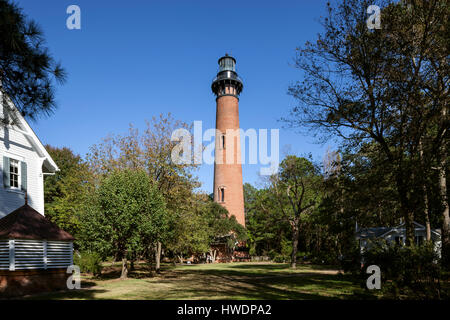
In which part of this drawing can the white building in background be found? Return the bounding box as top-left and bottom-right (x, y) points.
(0, 84), (59, 218)
(356, 221), (442, 257)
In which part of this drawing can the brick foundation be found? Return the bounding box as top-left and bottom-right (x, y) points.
(0, 268), (69, 298)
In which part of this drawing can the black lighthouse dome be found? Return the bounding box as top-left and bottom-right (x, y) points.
(211, 54), (243, 98)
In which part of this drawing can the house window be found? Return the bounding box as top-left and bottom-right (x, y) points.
(394, 236), (403, 245)
(415, 236), (424, 246)
(9, 159), (20, 189)
(3, 156), (26, 191)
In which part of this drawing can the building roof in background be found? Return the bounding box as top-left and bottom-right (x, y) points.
(356, 227), (391, 239)
(0, 205), (74, 241)
(356, 221), (441, 239)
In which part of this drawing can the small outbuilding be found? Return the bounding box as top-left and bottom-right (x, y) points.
(0, 203), (74, 297)
(356, 221), (441, 256)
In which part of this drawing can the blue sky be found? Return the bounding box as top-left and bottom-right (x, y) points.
(17, 0), (334, 193)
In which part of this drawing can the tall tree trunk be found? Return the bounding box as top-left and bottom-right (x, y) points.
(121, 256), (128, 279)
(155, 241), (162, 273)
(424, 191), (431, 242)
(437, 56), (449, 267)
(291, 223), (299, 268)
(208, 249), (217, 263)
(419, 140), (431, 241)
(438, 154), (449, 265)
(396, 174), (415, 246)
(129, 251), (135, 271)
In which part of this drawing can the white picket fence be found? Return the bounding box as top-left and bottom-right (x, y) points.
(0, 239), (73, 271)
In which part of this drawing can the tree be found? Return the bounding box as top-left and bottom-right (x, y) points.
(79, 169), (167, 279)
(44, 146), (92, 237)
(0, 0), (66, 121)
(205, 201), (247, 263)
(86, 113), (200, 271)
(266, 156), (322, 268)
(283, 0), (449, 247)
(245, 185), (291, 257)
(165, 194), (246, 264)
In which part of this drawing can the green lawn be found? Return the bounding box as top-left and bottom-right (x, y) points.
(25, 262), (371, 300)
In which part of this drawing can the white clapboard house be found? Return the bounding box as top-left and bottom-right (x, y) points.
(0, 82), (74, 295)
(356, 221), (442, 257)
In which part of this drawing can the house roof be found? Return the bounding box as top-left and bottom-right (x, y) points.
(0, 204), (74, 241)
(356, 221), (441, 240)
(1, 90), (59, 173)
(356, 227), (391, 239)
(378, 221), (441, 238)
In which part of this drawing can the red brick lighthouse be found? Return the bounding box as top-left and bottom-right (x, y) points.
(211, 54), (245, 227)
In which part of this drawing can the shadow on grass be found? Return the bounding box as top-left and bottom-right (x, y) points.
(152, 272), (352, 300)
(24, 263), (372, 300)
(153, 265), (363, 300)
(22, 280), (104, 300)
(226, 262), (341, 272)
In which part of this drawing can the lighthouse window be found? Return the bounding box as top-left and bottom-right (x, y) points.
(222, 134), (226, 149)
(220, 188), (225, 202)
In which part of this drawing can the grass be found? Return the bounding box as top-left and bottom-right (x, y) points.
(24, 262), (372, 300)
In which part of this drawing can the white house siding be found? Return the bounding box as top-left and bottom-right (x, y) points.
(0, 124), (45, 218)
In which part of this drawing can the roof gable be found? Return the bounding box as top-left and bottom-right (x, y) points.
(1, 90), (59, 173)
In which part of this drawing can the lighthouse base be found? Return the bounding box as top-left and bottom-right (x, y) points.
(210, 240), (250, 263)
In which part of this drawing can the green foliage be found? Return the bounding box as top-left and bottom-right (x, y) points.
(85, 114), (201, 264)
(166, 195), (247, 259)
(167, 205), (210, 258)
(360, 242), (445, 299)
(44, 146), (92, 237)
(284, 0), (449, 248)
(246, 155), (322, 267)
(206, 201), (247, 245)
(73, 251), (103, 276)
(78, 169), (168, 262)
(0, 0), (66, 120)
(246, 186), (290, 256)
(280, 238), (293, 259)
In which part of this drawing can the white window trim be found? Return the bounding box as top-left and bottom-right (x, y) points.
(3, 153), (25, 193)
(9, 158), (20, 190)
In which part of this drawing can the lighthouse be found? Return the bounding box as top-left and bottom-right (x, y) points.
(211, 54), (245, 227)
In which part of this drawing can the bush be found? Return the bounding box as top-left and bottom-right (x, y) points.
(297, 251), (310, 263)
(273, 254), (289, 263)
(249, 245), (257, 257)
(74, 251), (103, 276)
(340, 244), (362, 274)
(359, 241), (445, 299)
(280, 238), (292, 258)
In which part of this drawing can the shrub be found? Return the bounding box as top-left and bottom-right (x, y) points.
(249, 245), (257, 257)
(280, 238), (292, 258)
(273, 254), (289, 263)
(360, 242), (445, 299)
(74, 251), (103, 276)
